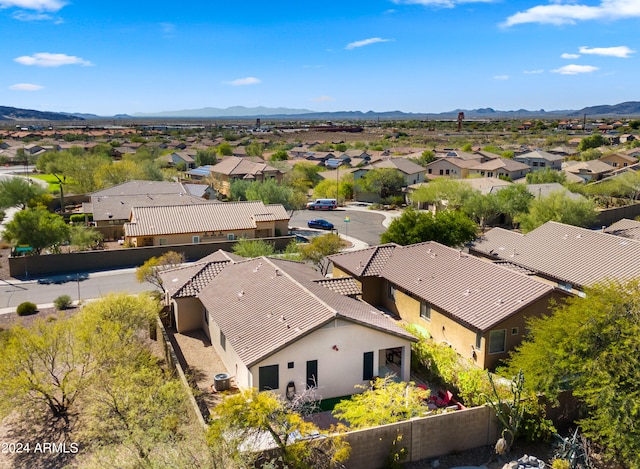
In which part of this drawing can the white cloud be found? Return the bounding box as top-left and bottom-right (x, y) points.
(224, 77), (261, 86)
(312, 96), (335, 102)
(579, 45), (635, 58)
(9, 83), (43, 91)
(504, 0), (640, 27)
(493, 75), (510, 80)
(14, 52), (93, 67)
(561, 53), (580, 59)
(160, 22), (175, 34)
(0, 0), (66, 11)
(523, 69), (544, 74)
(345, 37), (390, 50)
(392, 0), (496, 7)
(552, 64), (599, 75)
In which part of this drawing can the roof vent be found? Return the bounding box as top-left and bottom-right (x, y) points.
(237, 290), (244, 300)
(463, 289), (471, 296)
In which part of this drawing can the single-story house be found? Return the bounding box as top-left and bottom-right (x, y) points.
(123, 200), (290, 247)
(329, 242), (568, 370)
(562, 160), (614, 182)
(469, 221), (640, 296)
(603, 218), (640, 242)
(468, 158), (531, 181)
(160, 256), (416, 400)
(82, 180), (212, 239)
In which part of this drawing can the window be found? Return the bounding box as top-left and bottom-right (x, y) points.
(287, 362), (294, 369)
(445, 169), (450, 175)
(420, 302), (431, 321)
(220, 330), (226, 351)
(475, 332), (482, 351)
(363, 351), (374, 381)
(203, 307), (209, 325)
(227, 233), (235, 241)
(428, 168), (432, 174)
(439, 169), (444, 175)
(540, 162), (546, 167)
(258, 365), (279, 391)
(512, 327), (519, 335)
(159, 238), (168, 246)
(387, 284), (396, 301)
(532, 161), (539, 167)
(489, 329), (506, 354)
(192, 235), (200, 244)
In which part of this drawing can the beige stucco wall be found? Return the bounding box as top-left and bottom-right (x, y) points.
(384, 281), (565, 370)
(425, 160), (467, 179)
(172, 297), (204, 333)
(249, 319), (413, 400)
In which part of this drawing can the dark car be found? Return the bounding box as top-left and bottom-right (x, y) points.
(307, 219), (334, 230)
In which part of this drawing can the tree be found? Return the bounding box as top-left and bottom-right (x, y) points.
(69, 225), (104, 251)
(135, 251), (185, 288)
(207, 388), (350, 468)
(494, 184), (534, 227)
(94, 159), (148, 188)
(285, 162), (323, 193)
(579, 148), (602, 161)
(332, 376), (429, 429)
(409, 178), (475, 212)
(515, 191), (597, 233)
(525, 168), (567, 184)
(0, 177), (46, 209)
(298, 233), (343, 275)
(245, 141), (264, 157)
(232, 238), (275, 258)
(355, 168), (405, 201)
(577, 134), (606, 152)
(381, 207), (477, 247)
(270, 149), (289, 161)
(2, 206), (70, 254)
(195, 148), (218, 166)
(462, 191), (501, 232)
(217, 142), (233, 156)
(502, 279), (640, 468)
(410, 150), (436, 167)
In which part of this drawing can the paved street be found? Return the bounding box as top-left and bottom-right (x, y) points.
(0, 205), (402, 312)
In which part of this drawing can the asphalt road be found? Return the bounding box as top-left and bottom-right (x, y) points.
(289, 207), (388, 246)
(0, 207), (392, 310)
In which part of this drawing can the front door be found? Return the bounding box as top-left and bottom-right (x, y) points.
(306, 360), (318, 389)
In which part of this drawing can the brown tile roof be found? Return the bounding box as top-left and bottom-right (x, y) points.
(159, 249), (244, 298)
(328, 244), (398, 277)
(89, 193), (209, 221)
(197, 257), (415, 367)
(470, 158), (530, 172)
(378, 242), (555, 331)
(370, 158), (425, 175)
(209, 156), (280, 176)
(604, 218), (640, 242)
(313, 277), (362, 296)
(124, 201), (290, 237)
(90, 180), (189, 197)
(471, 221), (640, 288)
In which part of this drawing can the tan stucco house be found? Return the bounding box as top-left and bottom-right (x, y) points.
(123, 200), (290, 247)
(329, 242), (569, 370)
(160, 255), (416, 400)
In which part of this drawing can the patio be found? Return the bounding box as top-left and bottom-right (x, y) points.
(164, 327), (236, 418)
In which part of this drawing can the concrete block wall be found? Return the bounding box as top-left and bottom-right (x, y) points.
(341, 406), (499, 469)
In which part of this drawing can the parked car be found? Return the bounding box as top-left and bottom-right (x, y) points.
(306, 198), (337, 210)
(307, 219), (334, 230)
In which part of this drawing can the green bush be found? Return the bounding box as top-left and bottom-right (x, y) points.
(16, 302), (37, 316)
(54, 294), (72, 310)
(70, 213), (92, 223)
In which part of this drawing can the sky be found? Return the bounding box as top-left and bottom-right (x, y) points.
(0, 0), (639, 116)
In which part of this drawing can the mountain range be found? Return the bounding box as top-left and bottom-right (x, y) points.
(2, 102), (640, 122)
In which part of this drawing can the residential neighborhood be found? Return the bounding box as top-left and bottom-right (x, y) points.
(1, 117), (640, 468)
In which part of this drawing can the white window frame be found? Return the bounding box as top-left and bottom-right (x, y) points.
(420, 302), (431, 321)
(192, 235), (200, 244)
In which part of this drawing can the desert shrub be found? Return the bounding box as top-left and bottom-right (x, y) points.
(54, 294), (72, 310)
(16, 301), (37, 316)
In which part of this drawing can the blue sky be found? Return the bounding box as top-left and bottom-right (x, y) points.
(1, 0), (638, 115)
